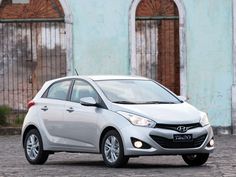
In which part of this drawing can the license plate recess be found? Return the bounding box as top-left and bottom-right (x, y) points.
(173, 134), (193, 142)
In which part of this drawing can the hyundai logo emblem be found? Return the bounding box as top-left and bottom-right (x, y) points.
(176, 126), (188, 133)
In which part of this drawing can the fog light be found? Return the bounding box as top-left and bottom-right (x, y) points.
(131, 138), (151, 149)
(134, 141), (143, 148)
(209, 139), (214, 147)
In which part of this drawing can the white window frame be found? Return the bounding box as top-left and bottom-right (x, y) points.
(12, 0), (29, 4)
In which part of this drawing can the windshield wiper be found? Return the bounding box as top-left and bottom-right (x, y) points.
(113, 101), (177, 104)
(113, 101), (138, 104)
(140, 101), (177, 104)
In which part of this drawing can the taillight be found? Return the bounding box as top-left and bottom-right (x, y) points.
(27, 100), (35, 109)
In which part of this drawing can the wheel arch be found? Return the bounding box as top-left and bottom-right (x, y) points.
(99, 126), (121, 153)
(22, 124), (39, 148)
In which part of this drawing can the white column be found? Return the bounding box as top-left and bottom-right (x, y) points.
(59, 0), (73, 76)
(232, 0), (236, 134)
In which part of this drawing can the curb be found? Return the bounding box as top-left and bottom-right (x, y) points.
(0, 127), (21, 135)
(0, 127), (233, 136)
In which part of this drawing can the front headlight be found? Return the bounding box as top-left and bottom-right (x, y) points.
(200, 113), (209, 126)
(117, 111), (156, 128)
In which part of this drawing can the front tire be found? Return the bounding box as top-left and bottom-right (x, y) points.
(182, 153), (209, 166)
(101, 130), (129, 168)
(24, 129), (49, 165)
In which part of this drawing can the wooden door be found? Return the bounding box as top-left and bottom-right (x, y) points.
(0, 0), (66, 111)
(135, 0), (180, 94)
(0, 22), (66, 111)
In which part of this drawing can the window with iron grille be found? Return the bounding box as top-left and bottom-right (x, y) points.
(135, 0), (180, 95)
(0, 0), (66, 112)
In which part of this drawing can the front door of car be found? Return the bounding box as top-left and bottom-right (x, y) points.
(63, 80), (102, 152)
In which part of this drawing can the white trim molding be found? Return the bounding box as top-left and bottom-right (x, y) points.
(232, 0), (236, 134)
(129, 0), (187, 97)
(59, 0), (73, 76)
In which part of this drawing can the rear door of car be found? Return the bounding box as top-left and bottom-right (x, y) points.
(38, 79), (72, 138)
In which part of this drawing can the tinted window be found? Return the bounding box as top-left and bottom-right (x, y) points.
(47, 80), (71, 100)
(71, 80), (99, 103)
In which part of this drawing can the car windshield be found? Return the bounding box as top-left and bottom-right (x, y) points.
(95, 79), (181, 104)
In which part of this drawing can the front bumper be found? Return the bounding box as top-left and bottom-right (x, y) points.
(121, 124), (214, 156)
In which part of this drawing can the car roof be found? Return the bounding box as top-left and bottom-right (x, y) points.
(87, 75), (148, 81)
(47, 75), (149, 82)
(35, 75), (150, 100)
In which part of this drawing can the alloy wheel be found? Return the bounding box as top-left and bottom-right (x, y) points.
(26, 134), (40, 160)
(104, 135), (120, 163)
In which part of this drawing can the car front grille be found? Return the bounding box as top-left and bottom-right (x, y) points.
(150, 134), (207, 149)
(155, 123), (202, 132)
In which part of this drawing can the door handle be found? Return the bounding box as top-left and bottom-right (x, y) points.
(66, 107), (74, 113)
(41, 106), (48, 111)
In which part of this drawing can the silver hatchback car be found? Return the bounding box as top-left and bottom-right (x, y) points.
(22, 76), (214, 167)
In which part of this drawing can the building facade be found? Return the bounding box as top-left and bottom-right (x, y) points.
(0, 0), (235, 134)
(69, 0), (235, 134)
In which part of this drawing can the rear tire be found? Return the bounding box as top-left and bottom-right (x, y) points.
(182, 153), (209, 166)
(101, 130), (129, 168)
(24, 129), (49, 165)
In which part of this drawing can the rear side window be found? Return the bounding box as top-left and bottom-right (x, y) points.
(46, 80), (71, 100)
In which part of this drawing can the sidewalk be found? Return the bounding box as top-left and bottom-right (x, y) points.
(0, 127), (21, 135)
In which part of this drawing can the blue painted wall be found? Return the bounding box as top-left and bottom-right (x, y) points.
(68, 0), (233, 127)
(69, 0), (131, 75)
(183, 0), (233, 127)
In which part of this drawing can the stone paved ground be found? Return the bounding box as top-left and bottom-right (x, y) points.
(0, 135), (235, 177)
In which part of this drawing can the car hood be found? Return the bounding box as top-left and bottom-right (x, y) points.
(112, 102), (202, 124)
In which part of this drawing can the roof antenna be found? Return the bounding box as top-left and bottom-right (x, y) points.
(75, 69), (79, 76)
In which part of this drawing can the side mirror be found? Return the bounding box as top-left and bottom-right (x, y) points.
(80, 97), (97, 106)
(177, 96), (187, 102)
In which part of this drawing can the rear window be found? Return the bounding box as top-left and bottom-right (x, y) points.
(46, 80), (71, 100)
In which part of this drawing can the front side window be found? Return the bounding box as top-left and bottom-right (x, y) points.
(96, 79), (181, 104)
(47, 80), (71, 100)
(71, 80), (99, 103)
